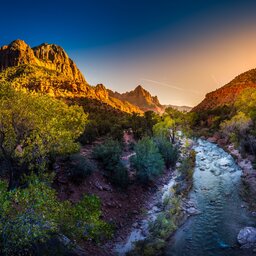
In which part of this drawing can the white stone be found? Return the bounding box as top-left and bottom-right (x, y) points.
(237, 227), (256, 247)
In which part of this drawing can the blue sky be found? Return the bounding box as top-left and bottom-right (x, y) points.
(1, 0), (256, 106)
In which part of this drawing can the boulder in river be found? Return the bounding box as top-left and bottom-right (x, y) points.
(186, 207), (201, 215)
(237, 227), (256, 248)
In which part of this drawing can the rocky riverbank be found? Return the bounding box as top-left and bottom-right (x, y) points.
(163, 139), (256, 256)
(114, 138), (196, 256)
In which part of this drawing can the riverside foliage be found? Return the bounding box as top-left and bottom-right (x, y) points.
(131, 137), (165, 183)
(0, 174), (112, 255)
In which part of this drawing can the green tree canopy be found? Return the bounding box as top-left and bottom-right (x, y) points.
(235, 88), (256, 121)
(153, 107), (186, 143)
(131, 137), (164, 183)
(220, 111), (252, 146)
(0, 174), (112, 255)
(0, 82), (88, 188)
(154, 136), (179, 168)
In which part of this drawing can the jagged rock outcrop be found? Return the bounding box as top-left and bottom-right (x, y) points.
(0, 39), (86, 83)
(193, 69), (256, 112)
(94, 84), (109, 100)
(109, 85), (164, 113)
(33, 43), (85, 83)
(0, 40), (36, 70)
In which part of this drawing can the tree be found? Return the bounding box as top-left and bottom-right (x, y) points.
(0, 174), (112, 255)
(153, 116), (174, 139)
(128, 113), (146, 140)
(144, 111), (160, 136)
(235, 88), (256, 122)
(153, 108), (185, 144)
(131, 137), (164, 183)
(220, 111), (252, 146)
(165, 107), (185, 143)
(0, 82), (88, 189)
(93, 139), (129, 188)
(154, 136), (179, 168)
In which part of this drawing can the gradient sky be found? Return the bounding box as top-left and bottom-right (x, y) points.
(1, 0), (256, 106)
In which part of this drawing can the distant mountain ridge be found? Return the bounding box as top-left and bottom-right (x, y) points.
(109, 85), (164, 113)
(164, 105), (192, 112)
(193, 69), (256, 112)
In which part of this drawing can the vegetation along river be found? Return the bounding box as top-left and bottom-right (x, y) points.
(165, 139), (256, 256)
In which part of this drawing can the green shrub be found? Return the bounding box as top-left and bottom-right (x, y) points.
(93, 139), (122, 171)
(66, 154), (95, 184)
(149, 213), (176, 240)
(131, 238), (166, 256)
(111, 162), (129, 188)
(60, 195), (113, 241)
(79, 120), (99, 144)
(2, 209), (55, 255)
(129, 194), (182, 256)
(154, 136), (179, 168)
(179, 150), (196, 181)
(93, 139), (129, 188)
(131, 137), (164, 183)
(0, 175), (112, 255)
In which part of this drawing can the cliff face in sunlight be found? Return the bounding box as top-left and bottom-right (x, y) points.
(193, 69), (256, 112)
(109, 85), (165, 113)
(0, 40), (142, 114)
(0, 39), (86, 83)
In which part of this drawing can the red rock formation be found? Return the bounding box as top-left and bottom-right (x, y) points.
(109, 85), (164, 113)
(193, 69), (256, 112)
(0, 39), (86, 83)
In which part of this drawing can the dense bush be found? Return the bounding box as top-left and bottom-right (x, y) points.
(131, 137), (164, 183)
(0, 174), (112, 255)
(66, 154), (95, 184)
(0, 82), (87, 189)
(220, 111), (253, 155)
(154, 137), (179, 168)
(79, 120), (99, 144)
(75, 97), (131, 144)
(111, 162), (129, 188)
(130, 195), (182, 256)
(179, 150), (196, 181)
(93, 139), (122, 171)
(93, 139), (129, 187)
(2, 209), (54, 255)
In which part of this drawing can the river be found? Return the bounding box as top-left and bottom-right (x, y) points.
(165, 139), (256, 256)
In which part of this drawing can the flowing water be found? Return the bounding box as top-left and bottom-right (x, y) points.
(165, 139), (256, 256)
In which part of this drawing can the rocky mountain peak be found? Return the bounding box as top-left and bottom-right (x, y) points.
(108, 85), (164, 113)
(133, 85), (150, 96)
(94, 84), (109, 100)
(32, 42), (85, 83)
(9, 39), (30, 50)
(0, 39), (36, 71)
(131, 85), (161, 105)
(0, 39), (86, 83)
(134, 85), (144, 92)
